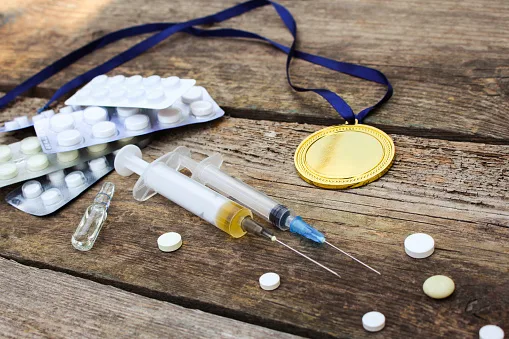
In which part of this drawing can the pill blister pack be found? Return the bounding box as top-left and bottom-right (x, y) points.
(0, 135), (150, 188)
(65, 75), (196, 110)
(5, 154), (114, 216)
(34, 86), (224, 153)
(0, 109), (57, 133)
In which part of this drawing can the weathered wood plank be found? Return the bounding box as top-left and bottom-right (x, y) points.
(0, 113), (507, 337)
(0, 0), (508, 140)
(0, 257), (301, 339)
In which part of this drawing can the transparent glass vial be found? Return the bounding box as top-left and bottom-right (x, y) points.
(72, 182), (115, 251)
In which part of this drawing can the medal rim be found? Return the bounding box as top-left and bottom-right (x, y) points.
(294, 124), (395, 189)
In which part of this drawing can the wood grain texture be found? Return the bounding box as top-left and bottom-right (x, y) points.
(0, 257), (301, 339)
(0, 0), (508, 141)
(1, 114), (507, 338)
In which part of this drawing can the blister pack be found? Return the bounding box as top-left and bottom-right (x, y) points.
(0, 135), (149, 188)
(34, 86), (224, 153)
(65, 75), (196, 110)
(0, 109), (56, 133)
(5, 154), (114, 216)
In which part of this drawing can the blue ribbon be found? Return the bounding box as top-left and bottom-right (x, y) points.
(0, 0), (392, 124)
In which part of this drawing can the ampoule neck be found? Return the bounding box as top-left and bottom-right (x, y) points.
(93, 182), (115, 209)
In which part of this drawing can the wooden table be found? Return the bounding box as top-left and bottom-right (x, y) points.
(0, 1), (508, 338)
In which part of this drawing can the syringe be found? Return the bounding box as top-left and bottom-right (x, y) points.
(173, 147), (380, 275)
(114, 145), (340, 278)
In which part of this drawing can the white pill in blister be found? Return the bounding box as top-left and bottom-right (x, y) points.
(190, 100), (214, 117)
(125, 114), (150, 131)
(162, 76), (180, 89)
(22, 180), (43, 199)
(31, 114), (45, 123)
(65, 171), (86, 188)
(117, 107), (139, 117)
(42, 110), (55, 118)
(362, 311), (385, 332)
(87, 143), (108, 153)
(5, 121), (19, 130)
(479, 325), (504, 339)
(127, 89), (145, 103)
(57, 150), (79, 163)
(91, 74), (108, 85)
(92, 88), (109, 99)
(259, 272), (280, 291)
(57, 129), (82, 147)
(20, 137), (42, 155)
(59, 106), (74, 114)
(50, 113), (74, 132)
(405, 233), (435, 259)
(157, 232), (182, 252)
(92, 121), (117, 138)
(147, 89), (165, 103)
(84, 106), (108, 125)
(107, 75), (125, 86)
(181, 86), (203, 104)
(158, 107), (182, 124)
(47, 170), (65, 184)
(143, 75), (161, 87)
(41, 188), (63, 206)
(27, 154), (49, 172)
(0, 145), (12, 163)
(77, 88), (91, 97)
(89, 157), (108, 172)
(109, 88), (127, 101)
(126, 75), (143, 87)
(14, 116), (30, 127)
(0, 163), (18, 179)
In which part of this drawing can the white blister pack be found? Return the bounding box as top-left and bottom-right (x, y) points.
(65, 74), (196, 110)
(5, 154), (114, 216)
(34, 86), (224, 153)
(0, 135), (149, 188)
(0, 109), (57, 133)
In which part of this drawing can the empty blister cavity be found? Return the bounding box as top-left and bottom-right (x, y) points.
(182, 86), (203, 104)
(84, 106), (108, 125)
(6, 155), (115, 216)
(158, 107), (182, 124)
(117, 107), (139, 117)
(21, 137), (42, 155)
(92, 121), (117, 138)
(57, 150), (79, 163)
(22, 180), (43, 199)
(50, 113), (75, 132)
(87, 143), (108, 153)
(190, 101), (214, 117)
(0, 163), (18, 179)
(27, 154), (49, 172)
(0, 145), (12, 163)
(125, 114), (150, 131)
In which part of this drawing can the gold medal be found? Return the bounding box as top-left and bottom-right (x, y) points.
(294, 123), (395, 189)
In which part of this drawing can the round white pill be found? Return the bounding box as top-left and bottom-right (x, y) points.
(27, 154), (49, 172)
(90, 74), (108, 86)
(143, 75), (161, 87)
(57, 129), (82, 147)
(0, 145), (12, 163)
(87, 143), (108, 153)
(65, 171), (86, 188)
(59, 106), (74, 114)
(117, 107), (139, 117)
(84, 106), (108, 125)
(107, 75), (125, 86)
(20, 137), (42, 155)
(91, 87), (109, 99)
(157, 232), (182, 252)
(14, 116), (30, 127)
(57, 150), (79, 163)
(126, 75), (143, 87)
(158, 107), (182, 124)
(109, 88), (127, 101)
(92, 121), (117, 138)
(190, 100), (214, 117)
(77, 88), (91, 97)
(362, 311), (385, 332)
(480, 325), (504, 339)
(127, 89), (145, 103)
(47, 170), (65, 184)
(146, 89), (165, 103)
(50, 113), (74, 132)
(405, 233), (435, 259)
(4, 121), (19, 130)
(181, 86), (203, 104)
(259, 272), (280, 291)
(89, 156), (108, 172)
(125, 114), (150, 131)
(162, 76), (180, 89)
(42, 109), (55, 118)
(41, 188), (63, 206)
(0, 163), (18, 179)
(22, 180), (43, 199)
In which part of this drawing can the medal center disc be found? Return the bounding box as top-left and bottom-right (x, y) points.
(305, 131), (384, 178)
